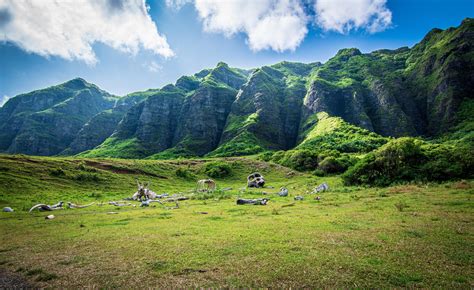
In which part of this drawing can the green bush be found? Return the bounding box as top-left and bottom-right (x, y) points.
(420, 143), (473, 181)
(203, 162), (232, 178)
(49, 167), (65, 177)
(258, 151), (274, 162)
(76, 162), (97, 172)
(270, 149), (356, 173)
(312, 168), (325, 176)
(343, 137), (473, 186)
(175, 167), (195, 179)
(318, 156), (346, 174)
(277, 149), (319, 171)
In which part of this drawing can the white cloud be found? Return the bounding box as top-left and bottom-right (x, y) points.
(144, 60), (162, 72)
(193, 0), (308, 52)
(0, 0), (174, 65)
(166, 0), (392, 52)
(165, 0), (192, 10)
(0, 95), (9, 107)
(314, 0), (392, 33)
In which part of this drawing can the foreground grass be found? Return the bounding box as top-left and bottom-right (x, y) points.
(0, 154), (472, 287)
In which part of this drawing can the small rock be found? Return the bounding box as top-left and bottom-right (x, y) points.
(294, 196), (304, 201)
(45, 215), (55, 220)
(278, 187), (289, 197)
(107, 212), (118, 214)
(315, 196), (321, 201)
(2, 207), (13, 212)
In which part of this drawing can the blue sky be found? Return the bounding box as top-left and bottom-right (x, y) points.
(0, 0), (472, 104)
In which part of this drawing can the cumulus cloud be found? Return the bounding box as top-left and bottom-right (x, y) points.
(314, 0), (392, 33)
(194, 0), (308, 52)
(166, 0), (392, 52)
(0, 0), (174, 65)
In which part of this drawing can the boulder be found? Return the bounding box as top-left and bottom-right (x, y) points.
(247, 172), (265, 188)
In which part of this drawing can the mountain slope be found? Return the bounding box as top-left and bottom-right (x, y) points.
(0, 18), (472, 158)
(208, 62), (318, 157)
(297, 112), (388, 153)
(0, 78), (119, 155)
(60, 92), (148, 155)
(82, 63), (247, 158)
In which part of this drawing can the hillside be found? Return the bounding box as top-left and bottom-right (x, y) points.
(0, 18), (472, 159)
(0, 78), (120, 156)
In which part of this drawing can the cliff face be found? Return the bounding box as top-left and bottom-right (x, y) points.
(83, 63), (247, 158)
(1, 18), (472, 158)
(60, 93), (147, 155)
(0, 78), (119, 156)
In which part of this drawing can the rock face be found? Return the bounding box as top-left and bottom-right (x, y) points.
(61, 93), (146, 155)
(84, 63), (247, 158)
(0, 78), (119, 156)
(0, 18), (472, 158)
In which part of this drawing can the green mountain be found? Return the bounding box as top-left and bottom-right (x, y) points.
(0, 78), (120, 155)
(0, 18), (472, 159)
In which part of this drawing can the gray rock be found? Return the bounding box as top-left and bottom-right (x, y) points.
(278, 187), (289, 197)
(247, 172), (265, 188)
(2, 207), (13, 212)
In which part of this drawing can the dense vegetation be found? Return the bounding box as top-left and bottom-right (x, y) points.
(343, 137), (474, 186)
(1, 19), (471, 159)
(0, 19), (472, 186)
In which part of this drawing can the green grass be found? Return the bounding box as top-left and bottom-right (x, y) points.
(0, 154), (472, 287)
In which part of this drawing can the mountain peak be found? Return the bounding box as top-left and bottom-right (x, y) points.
(335, 48), (362, 58)
(63, 77), (90, 90)
(461, 17), (473, 27)
(216, 61), (229, 68)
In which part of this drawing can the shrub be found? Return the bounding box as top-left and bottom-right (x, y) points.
(258, 151), (274, 162)
(343, 137), (473, 186)
(175, 168), (194, 179)
(312, 169), (325, 176)
(276, 149), (319, 171)
(76, 162), (97, 172)
(49, 167), (65, 177)
(420, 143), (473, 181)
(318, 156), (346, 174)
(203, 162), (232, 178)
(343, 138), (424, 186)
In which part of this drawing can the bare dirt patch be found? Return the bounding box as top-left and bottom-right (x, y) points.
(0, 268), (34, 288)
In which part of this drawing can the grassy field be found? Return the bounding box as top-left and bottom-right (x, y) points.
(0, 154), (472, 287)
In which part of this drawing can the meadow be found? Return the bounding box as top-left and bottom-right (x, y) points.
(0, 154), (472, 287)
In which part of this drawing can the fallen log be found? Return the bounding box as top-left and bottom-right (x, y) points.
(236, 198), (269, 205)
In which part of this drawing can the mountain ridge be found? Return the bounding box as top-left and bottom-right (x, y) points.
(0, 18), (472, 158)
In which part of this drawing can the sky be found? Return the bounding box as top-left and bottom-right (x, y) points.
(0, 0), (472, 105)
